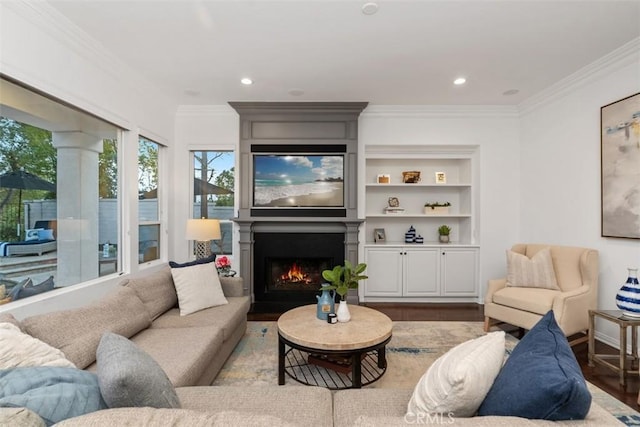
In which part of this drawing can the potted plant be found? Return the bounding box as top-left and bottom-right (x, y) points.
(438, 225), (451, 243)
(322, 260), (368, 322)
(424, 201), (451, 215)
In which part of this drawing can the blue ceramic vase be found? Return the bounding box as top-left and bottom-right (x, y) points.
(616, 268), (640, 317)
(316, 285), (335, 320)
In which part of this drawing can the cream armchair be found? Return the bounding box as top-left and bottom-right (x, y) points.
(484, 243), (599, 345)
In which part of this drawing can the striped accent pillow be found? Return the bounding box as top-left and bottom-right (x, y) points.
(506, 247), (559, 290)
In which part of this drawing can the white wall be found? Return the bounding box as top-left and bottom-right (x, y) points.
(359, 108), (522, 297)
(172, 106), (240, 264)
(0, 1), (176, 318)
(518, 39), (640, 347)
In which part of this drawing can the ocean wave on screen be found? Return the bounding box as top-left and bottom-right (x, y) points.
(254, 182), (339, 205)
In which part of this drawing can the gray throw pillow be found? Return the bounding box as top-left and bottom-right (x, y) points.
(96, 332), (180, 409)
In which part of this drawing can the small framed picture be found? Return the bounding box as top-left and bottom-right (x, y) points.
(377, 174), (391, 184)
(388, 197), (400, 207)
(374, 228), (386, 243)
(435, 171), (447, 184)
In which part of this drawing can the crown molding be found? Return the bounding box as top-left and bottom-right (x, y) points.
(3, 1), (171, 110)
(361, 105), (519, 118)
(518, 37), (640, 115)
(176, 105), (238, 117)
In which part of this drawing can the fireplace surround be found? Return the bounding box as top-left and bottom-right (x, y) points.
(229, 102), (368, 311)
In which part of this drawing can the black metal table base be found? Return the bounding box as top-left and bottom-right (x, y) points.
(278, 334), (390, 390)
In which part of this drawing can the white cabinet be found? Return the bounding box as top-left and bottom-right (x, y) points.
(362, 245), (478, 302)
(440, 248), (478, 296)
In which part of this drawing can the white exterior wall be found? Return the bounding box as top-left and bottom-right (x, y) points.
(0, 1), (176, 318)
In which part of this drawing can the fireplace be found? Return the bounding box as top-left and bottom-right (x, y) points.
(253, 232), (344, 311)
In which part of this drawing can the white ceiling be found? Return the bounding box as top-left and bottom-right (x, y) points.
(47, 0), (640, 106)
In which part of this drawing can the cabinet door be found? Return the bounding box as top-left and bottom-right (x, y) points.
(404, 248), (440, 296)
(441, 248), (478, 296)
(363, 247), (403, 297)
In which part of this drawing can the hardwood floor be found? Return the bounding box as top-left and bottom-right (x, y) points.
(248, 302), (640, 409)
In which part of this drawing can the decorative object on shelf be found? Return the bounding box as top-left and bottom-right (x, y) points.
(438, 225), (451, 243)
(322, 260), (368, 323)
(215, 255), (236, 276)
(316, 284), (336, 321)
(377, 174), (391, 184)
(435, 171), (447, 184)
(405, 225), (417, 243)
(615, 268), (640, 317)
(384, 196), (405, 214)
(424, 201), (451, 215)
(402, 170), (421, 183)
(185, 218), (221, 260)
(601, 92), (640, 239)
(373, 228), (386, 243)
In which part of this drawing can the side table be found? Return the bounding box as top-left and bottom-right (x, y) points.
(588, 309), (640, 387)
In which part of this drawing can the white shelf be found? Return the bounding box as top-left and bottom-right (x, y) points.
(366, 183), (472, 188)
(366, 214), (472, 218)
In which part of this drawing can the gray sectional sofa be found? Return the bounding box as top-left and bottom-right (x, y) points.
(20, 267), (250, 387)
(0, 265), (626, 426)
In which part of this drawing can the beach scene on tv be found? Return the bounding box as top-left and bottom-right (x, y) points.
(253, 155), (344, 207)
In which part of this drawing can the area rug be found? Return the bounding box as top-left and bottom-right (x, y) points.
(213, 321), (640, 425)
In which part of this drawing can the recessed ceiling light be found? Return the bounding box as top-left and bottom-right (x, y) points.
(453, 77), (466, 85)
(503, 89), (520, 96)
(362, 2), (379, 15)
(183, 89), (200, 97)
(240, 78), (253, 85)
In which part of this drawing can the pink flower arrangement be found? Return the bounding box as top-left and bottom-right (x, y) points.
(216, 256), (231, 269)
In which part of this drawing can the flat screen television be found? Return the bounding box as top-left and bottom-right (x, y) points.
(253, 154), (344, 208)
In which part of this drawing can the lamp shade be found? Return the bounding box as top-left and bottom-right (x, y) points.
(185, 219), (221, 241)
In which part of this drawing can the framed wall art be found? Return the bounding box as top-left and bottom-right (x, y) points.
(601, 92), (640, 239)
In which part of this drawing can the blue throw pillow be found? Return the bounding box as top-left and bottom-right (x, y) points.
(0, 367), (107, 426)
(169, 253), (216, 268)
(25, 228), (44, 242)
(37, 229), (55, 241)
(477, 311), (591, 420)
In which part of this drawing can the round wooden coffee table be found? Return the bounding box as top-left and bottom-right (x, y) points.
(277, 304), (392, 389)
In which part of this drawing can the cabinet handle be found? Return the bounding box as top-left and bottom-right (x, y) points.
(442, 252), (445, 255)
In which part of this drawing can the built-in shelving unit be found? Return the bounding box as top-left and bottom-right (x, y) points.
(360, 145), (480, 302)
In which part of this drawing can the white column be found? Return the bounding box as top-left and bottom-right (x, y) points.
(52, 131), (103, 286)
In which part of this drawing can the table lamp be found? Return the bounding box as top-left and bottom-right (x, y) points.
(185, 218), (221, 259)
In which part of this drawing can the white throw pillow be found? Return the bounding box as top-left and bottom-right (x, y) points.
(506, 247), (559, 290)
(407, 331), (505, 418)
(171, 262), (228, 316)
(0, 322), (76, 369)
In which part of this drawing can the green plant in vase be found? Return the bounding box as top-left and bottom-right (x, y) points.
(438, 225), (451, 243)
(322, 260), (368, 323)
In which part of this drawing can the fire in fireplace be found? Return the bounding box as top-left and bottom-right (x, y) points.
(269, 258), (332, 291)
(253, 232), (345, 310)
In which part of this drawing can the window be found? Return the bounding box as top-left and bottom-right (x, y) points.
(0, 77), (121, 303)
(191, 150), (234, 256)
(138, 137), (161, 263)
